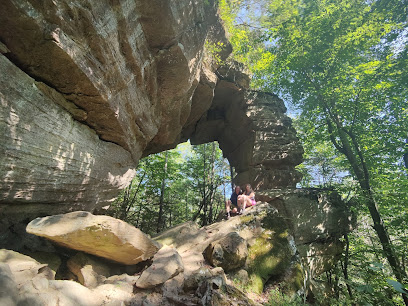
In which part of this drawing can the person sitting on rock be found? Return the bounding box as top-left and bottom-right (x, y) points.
(226, 186), (242, 219)
(237, 183), (256, 214)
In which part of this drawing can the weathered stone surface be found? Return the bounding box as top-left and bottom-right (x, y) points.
(0, 0), (353, 301)
(0, 0), (224, 228)
(26, 252), (61, 278)
(184, 266), (227, 292)
(154, 196), (351, 296)
(0, 249), (136, 305)
(93, 283), (134, 305)
(211, 284), (258, 306)
(26, 211), (160, 265)
(162, 272), (185, 301)
(0, 53), (137, 235)
(155, 205), (295, 294)
(204, 232), (248, 272)
(297, 241), (345, 276)
(0, 263), (19, 306)
(257, 189), (354, 244)
(154, 221), (209, 254)
(46, 280), (106, 306)
(67, 252), (111, 288)
(104, 273), (140, 286)
(136, 246), (184, 289)
(0, 249), (53, 288)
(191, 80), (304, 190)
(209, 267), (228, 289)
(184, 267), (213, 291)
(0, 0), (306, 250)
(254, 189), (354, 295)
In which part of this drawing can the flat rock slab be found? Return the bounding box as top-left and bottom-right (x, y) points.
(136, 246), (184, 289)
(26, 211), (160, 265)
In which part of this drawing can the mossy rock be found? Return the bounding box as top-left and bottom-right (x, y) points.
(212, 284), (258, 306)
(204, 232), (248, 272)
(245, 211), (294, 294)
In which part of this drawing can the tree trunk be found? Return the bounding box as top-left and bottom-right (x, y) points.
(328, 120), (408, 304)
(404, 137), (408, 169)
(118, 180), (132, 221)
(135, 202), (143, 228)
(185, 190), (189, 221)
(230, 164), (234, 192)
(202, 144), (208, 226)
(208, 142), (216, 224)
(157, 151), (168, 233)
(223, 164), (227, 204)
(342, 234), (353, 299)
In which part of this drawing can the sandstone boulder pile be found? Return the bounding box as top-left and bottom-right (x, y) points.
(0, 188), (352, 305)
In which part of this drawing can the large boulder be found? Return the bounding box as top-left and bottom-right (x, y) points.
(257, 189), (354, 244)
(155, 191), (352, 296)
(136, 246), (184, 289)
(157, 204), (298, 294)
(26, 211), (160, 265)
(204, 232), (248, 272)
(0, 249), (137, 305)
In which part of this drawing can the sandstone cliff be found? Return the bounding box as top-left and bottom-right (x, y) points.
(1, 0), (301, 229)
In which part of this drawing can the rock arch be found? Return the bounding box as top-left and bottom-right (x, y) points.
(0, 2), (354, 299)
(188, 68), (304, 192)
(0, 0), (351, 270)
(0, 0), (302, 222)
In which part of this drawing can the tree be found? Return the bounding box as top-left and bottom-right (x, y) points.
(186, 142), (230, 226)
(157, 151), (168, 233)
(109, 141), (231, 234)
(220, 0), (408, 303)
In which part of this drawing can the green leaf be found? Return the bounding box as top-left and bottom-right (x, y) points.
(355, 284), (374, 293)
(386, 279), (408, 294)
(368, 262), (384, 271)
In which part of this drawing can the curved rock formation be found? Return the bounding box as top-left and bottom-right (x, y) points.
(0, 0), (228, 226)
(0, 0), (301, 228)
(189, 66), (303, 190)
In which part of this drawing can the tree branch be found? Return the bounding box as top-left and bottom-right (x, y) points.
(326, 119), (345, 154)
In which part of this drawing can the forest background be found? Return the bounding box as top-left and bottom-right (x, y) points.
(109, 0), (408, 304)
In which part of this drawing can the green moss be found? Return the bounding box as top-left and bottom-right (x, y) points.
(240, 214), (255, 224)
(245, 212), (293, 294)
(266, 288), (304, 306)
(247, 236), (292, 294)
(291, 263), (304, 292)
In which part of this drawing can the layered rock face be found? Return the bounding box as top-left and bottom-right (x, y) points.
(0, 0), (227, 225)
(0, 0), (301, 231)
(0, 0), (353, 303)
(190, 67), (303, 190)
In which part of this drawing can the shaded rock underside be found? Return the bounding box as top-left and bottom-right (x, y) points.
(0, 0), (302, 227)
